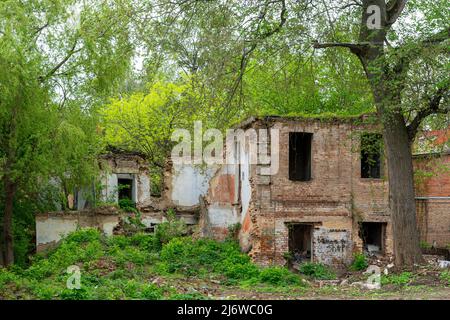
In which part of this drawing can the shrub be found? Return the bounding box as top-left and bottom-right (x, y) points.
(130, 233), (158, 251)
(220, 261), (260, 281)
(160, 237), (258, 280)
(259, 267), (302, 285)
(118, 198), (137, 213)
(0, 268), (19, 289)
(154, 209), (188, 248)
(299, 263), (336, 280)
(350, 253), (368, 271)
(64, 228), (102, 244)
(141, 284), (163, 300)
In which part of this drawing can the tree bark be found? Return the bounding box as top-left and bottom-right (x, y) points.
(357, 0), (423, 265)
(381, 112), (423, 265)
(2, 176), (16, 266)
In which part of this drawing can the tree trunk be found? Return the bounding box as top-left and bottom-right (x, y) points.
(2, 177), (16, 266)
(382, 112), (423, 265)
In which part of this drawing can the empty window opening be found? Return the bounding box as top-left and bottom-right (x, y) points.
(289, 132), (312, 181)
(288, 224), (313, 264)
(118, 178), (133, 200)
(360, 222), (385, 254)
(361, 133), (382, 178)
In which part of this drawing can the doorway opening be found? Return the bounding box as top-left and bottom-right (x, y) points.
(288, 224), (313, 264)
(359, 222), (385, 254)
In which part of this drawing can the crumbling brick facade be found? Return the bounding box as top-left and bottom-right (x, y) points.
(205, 115), (392, 267)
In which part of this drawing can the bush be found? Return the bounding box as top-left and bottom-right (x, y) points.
(141, 284), (163, 300)
(259, 267), (302, 285)
(159, 237), (259, 280)
(118, 198), (137, 213)
(64, 228), (102, 244)
(129, 233), (158, 251)
(154, 209), (188, 249)
(350, 253), (368, 271)
(299, 263), (336, 280)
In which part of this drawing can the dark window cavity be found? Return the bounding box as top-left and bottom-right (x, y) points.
(289, 132), (312, 181)
(118, 178), (133, 200)
(361, 133), (382, 179)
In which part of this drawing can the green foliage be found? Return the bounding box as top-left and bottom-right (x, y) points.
(381, 272), (414, 286)
(259, 267), (302, 286)
(440, 271), (450, 285)
(226, 223), (241, 240)
(420, 241), (432, 249)
(60, 288), (91, 300)
(1, 228), (308, 300)
(350, 253), (369, 271)
(299, 263), (336, 280)
(154, 209), (188, 249)
(118, 198), (137, 213)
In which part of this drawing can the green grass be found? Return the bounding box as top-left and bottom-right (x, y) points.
(440, 271), (450, 285)
(381, 272), (414, 286)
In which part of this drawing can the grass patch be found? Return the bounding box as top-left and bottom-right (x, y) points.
(381, 272), (414, 286)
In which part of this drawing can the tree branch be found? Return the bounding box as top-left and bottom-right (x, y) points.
(313, 41), (368, 56)
(40, 40), (81, 82)
(386, 0), (407, 26)
(407, 85), (449, 141)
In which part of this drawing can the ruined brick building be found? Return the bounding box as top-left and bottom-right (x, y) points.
(203, 115), (392, 267)
(36, 116), (450, 267)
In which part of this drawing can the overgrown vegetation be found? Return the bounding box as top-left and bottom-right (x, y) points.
(381, 272), (414, 286)
(298, 263), (336, 280)
(0, 228), (306, 299)
(350, 253), (369, 271)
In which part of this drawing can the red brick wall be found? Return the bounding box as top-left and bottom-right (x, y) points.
(414, 154), (450, 197)
(414, 153), (450, 247)
(245, 117), (392, 267)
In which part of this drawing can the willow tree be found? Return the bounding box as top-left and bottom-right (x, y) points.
(0, 0), (135, 266)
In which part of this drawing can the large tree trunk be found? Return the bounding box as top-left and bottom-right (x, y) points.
(359, 0), (423, 266)
(2, 177), (16, 266)
(382, 112), (423, 265)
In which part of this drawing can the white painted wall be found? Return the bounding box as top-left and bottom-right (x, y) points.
(36, 217), (78, 246)
(171, 164), (216, 206)
(207, 203), (239, 227)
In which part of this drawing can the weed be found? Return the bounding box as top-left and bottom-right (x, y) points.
(299, 263), (336, 280)
(350, 253), (368, 271)
(381, 272), (413, 286)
